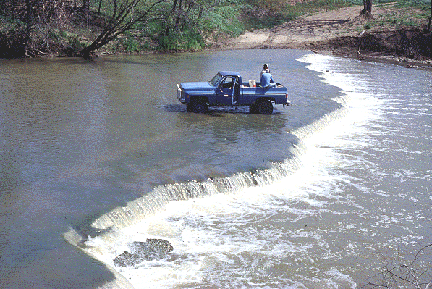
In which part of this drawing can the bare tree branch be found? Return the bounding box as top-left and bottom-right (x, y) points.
(80, 0), (166, 58)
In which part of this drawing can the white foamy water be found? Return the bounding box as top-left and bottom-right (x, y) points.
(77, 53), (432, 288)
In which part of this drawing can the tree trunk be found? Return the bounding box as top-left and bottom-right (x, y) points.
(361, 0), (372, 18)
(24, 0), (34, 56)
(428, 3), (431, 32)
(79, 0), (164, 58)
(98, 0), (103, 13)
(83, 0), (90, 24)
(83, 0), (90, 12)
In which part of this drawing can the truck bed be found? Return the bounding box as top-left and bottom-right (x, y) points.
(238, 83), (288, 106)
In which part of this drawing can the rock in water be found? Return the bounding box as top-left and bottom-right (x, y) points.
(113, 251), (137, 267)
(113, 238), (174, 267)
(130, 238), (174, 258)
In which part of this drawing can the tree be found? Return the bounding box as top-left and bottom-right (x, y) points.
(97, 0), (103, 13)
(0, 0), (72, 56)
(428, 1), (431, 32)
(24, 0), (34, 56)
(79, 0), (166, 58)
(82, 0), (90, 12)
(153, 0), (244, 51)
(361, 0), (372, 18)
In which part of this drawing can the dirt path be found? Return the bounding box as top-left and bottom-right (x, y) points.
(225, 5), (432, 68)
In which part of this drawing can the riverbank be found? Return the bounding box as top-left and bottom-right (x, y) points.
(1, 2), (430, 69)
(223, 4), (432, 69)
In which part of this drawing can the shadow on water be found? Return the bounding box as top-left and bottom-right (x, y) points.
(161, 104), (187, 112)
(161, 104), (283, 115)
(0, 180), (118, 288)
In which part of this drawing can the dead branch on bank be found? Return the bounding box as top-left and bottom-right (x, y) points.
(362, 244), (432, 289)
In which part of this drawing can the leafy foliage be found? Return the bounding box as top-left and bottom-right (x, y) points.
(0, 0), (429, 56)
(201, 5), (245, 38)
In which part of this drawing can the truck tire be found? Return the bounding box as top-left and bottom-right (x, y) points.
(188, 99), (208, 113)
(256, 100), (273, 114)
(249, 103), (258, 114)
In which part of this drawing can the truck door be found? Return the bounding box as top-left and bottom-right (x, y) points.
(216, 76), (237, 106)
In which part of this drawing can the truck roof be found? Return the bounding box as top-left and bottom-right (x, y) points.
(219, 71), (241, 77)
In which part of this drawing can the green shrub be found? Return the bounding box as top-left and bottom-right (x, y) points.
(122, 37), (139, 52)
(157, 29), (206, 51)
(201, 6), (245, 38)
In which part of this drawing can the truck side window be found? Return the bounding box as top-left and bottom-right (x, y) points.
(221, 76), (234, 89)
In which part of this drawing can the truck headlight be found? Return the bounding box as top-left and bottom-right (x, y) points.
(177, 84), (185, 102)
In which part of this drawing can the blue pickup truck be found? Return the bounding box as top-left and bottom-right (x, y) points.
(177, 71), (289, 114)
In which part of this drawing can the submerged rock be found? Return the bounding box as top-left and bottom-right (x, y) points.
(113, 251), (137, 267)
(113, 238), (174, 267)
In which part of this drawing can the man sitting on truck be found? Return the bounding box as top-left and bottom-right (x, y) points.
(260, 63), (270, 78)
(260, 71), (277, 88)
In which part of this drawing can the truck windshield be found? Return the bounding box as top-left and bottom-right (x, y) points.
(209, 73), (223, 86)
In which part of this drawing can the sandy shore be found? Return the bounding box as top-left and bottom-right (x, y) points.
(223, 5), (432, 69)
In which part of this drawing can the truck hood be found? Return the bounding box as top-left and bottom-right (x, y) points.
(180, 82), (214, 91)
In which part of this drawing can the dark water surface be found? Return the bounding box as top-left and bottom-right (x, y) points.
(1, 50), (431, 288)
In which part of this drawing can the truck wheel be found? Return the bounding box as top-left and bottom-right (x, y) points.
(257, 100), (273, 114)
(189, 100), (208, 113)
(249, 104), (258, 114)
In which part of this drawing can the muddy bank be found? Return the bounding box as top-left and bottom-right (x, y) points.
(313, 28), (432, 68)
(226, 5), (432, 69)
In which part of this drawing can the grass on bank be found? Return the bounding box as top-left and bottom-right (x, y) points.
(351, 0), (431, 30)
(359, 0), (431, 31)
(244, 0), (352, 29)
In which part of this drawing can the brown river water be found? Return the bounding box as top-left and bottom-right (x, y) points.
(1, 50), (431, 288)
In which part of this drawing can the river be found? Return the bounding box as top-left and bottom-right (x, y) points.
(0, 50), (431, 288)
